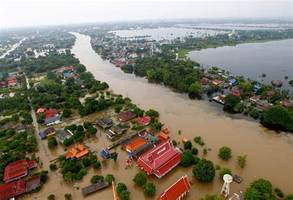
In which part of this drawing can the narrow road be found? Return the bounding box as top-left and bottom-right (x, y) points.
(25, 75), (50, 158)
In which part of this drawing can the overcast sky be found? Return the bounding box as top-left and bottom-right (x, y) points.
(0, 0), (292, 29)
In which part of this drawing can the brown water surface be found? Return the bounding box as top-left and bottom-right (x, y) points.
(22, 33), (293, 200)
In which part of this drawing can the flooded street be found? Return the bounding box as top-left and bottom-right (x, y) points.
(70, 32), (293, 197)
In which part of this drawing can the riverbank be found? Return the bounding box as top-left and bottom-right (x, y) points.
(71, 32), (293, 196)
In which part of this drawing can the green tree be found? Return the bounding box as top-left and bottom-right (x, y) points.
(284, 195), (293, 200)
(91, 175), (104, 184)
(105, 174), (115, 184)
(193, 159), (215, 182)
(184, 140), (192, 150)
(62, 108), (72, 118)
(119, 190), (130, 200)
(237, 155), (247, 168)
(261, 106), (293, 132)
(133, 172), (147, 186)
(116, 182), (127, 194)
(143, 182), (156, 197)
(49, 163), (57, 171)
(244, 179), (275, 200)
(145, 109), (159, 118)
(47, 194), (55, 200)
(188, 82), (202, 99)
(218, 146), (232, 160)
(224, 94), (241, 113)
(180, 151), (199, 167)
(64, 193), (72, 200)
(48, 137), (58, 149)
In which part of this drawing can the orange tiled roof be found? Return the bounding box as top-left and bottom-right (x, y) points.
(65, 144), (89, 159)
(126, 137), (146, 152)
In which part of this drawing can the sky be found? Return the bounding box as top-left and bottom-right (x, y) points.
(0, 0), (292, 29)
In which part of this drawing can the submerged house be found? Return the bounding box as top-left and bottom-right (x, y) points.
(135, 116), (151, 126)
(96, 118), (113, 129)
(3, 160), (37, 183)
(65, 144), (89, 159)
(117, 111), (136, 122)
(39, 127), (56, 139)
(0, 179), (26, 200)
(158, 175), (191, 200)
(56, 129), (74, 144)
(137, 141), (181, 178)
(81, 181), (109, 196)
(106, 123), (130, 140)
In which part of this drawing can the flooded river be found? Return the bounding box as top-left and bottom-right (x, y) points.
(69, 32), (293, 198)
(23, 33), (292, 200)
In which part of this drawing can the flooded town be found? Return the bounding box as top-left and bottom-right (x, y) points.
(0, 1), (293, 200)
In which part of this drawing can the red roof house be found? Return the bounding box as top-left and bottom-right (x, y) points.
(125, 137), (147, 153)
(0, 179), (26, 200)
(6, 76), (17, 87)
(158, 175), (191, 200)
(36, 107), (46, 114)
(137, 141), (181, 178)
(3, 160), (37, 183)
(135, 116), (151, 126)
(45, 108), (58, 119)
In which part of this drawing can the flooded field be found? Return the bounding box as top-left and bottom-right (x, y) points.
(110, 27), (227, 41)
(22, 33), (293, 200)
(188, 39), (293, 92)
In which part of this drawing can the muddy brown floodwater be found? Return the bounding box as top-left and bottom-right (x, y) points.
(22, 32), (292, 200)
(71, 32), (293, 197)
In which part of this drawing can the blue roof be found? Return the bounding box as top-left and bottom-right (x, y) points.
(39, 132), (46, 139)
(100, 149), (110, 159)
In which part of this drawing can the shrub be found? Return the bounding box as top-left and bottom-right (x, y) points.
(237, 155), (247, 168)
(105, 174), (115, 184)
(116, 182), (127, 194)
(193, 159), (215, 182)
(49, 163), (57, 171)
(48, 137), (58, 149)
(180, 151), (196, 167)
(91, 175), (104, 184)
(47, 194), (55, 200)
(244, 179), (274, 200)
(274, 188), (284, 198)
(143, 182), (156, 197)
(191, 147), (198, 155)
(184, 140), (192, 150)
(219, 168), (231, 179)
(119, 190), (130, 200)
(218, 146), (232, 160)
(64, 193), (72, 200)
(194, 136), (205, 146)
(133, 172), (147, 186)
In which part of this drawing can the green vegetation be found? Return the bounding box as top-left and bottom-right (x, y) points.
(261, 106), (293, 132)
(64, 193), (72, 200)
(284, 195), (293, 200)
(194, 136), (205, 146)
(133, 172), (147, 186)
(143, 182), (156, 197)
(224, 94), (241, 113)
(116, 182), (130, 200)
(105, 174), (115, 184)
(91, 175), (104, 184)
(180, 151), (199, 167)
(47, 137), (58, 149)
(274, 188), (284, 198)
(47, 194), (56, 200)
(219, 168), (231, 179)
(49, 163), (57, 171)
(244, 179), (275, 200)
(201, 195), (223, 200)
(0, 129), (37, 180)
(237, 155), (247, 168)
(183, 140), (192, 150)
(218, 146), (232, 160)
(193, 159), (215, 182)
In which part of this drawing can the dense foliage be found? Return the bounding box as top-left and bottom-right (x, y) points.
(244, 179), (275, 200)
(193, 159), (215, 182)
